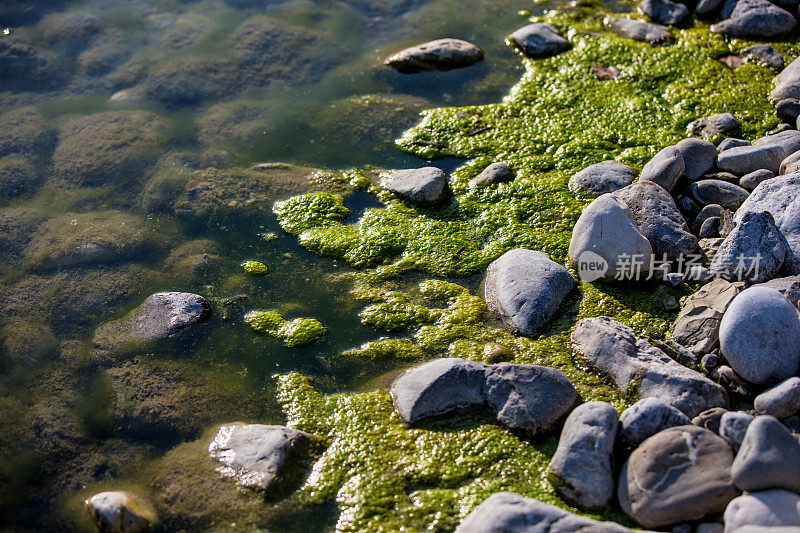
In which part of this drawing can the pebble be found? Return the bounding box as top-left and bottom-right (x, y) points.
(619, 397), (691, 446)
(468, 162), (514, 188)
(686, 179), (750, 210)
(692, 407), (729, 433)
(689, 113), (740, 136)
(568, 160), (637, 196)
(699, 216), (721, 238)
(507, 23), (571, 59)
(781, 150), (800, 175)
(640, 145), (685, 192)
(740, 168), (775, 190)
(605, 16), (672, 45)
(381, 167), (449, 206)
(719, 411), (754, 452)
(384, 39), (484, 73)
(86, 492), (154, 533)
(755, 377), (800, 418)
(744, 44), (785, 70)
(731, 415), (800, 494)
(718, 137), (750, 152)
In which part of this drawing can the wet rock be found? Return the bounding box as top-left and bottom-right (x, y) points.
(507, 23), (571, 59)
(686, 179), (750, 210)
(568, 194), (653, 281)
(208, 424), (311, 493)
(692, 407), (729, 434)
(718, 137), (750, 152)
(568, 160), (637, 196)
(724, 490), (800, 532)
(773, 57), (800, 102)
(196, 100), (269, 148)
(740, 169), (774, 190)
(756, 275), (800, 307)
(755, 377), (800, 418)
(39, 11), (101, 49)
(689, 113), (740, 136)
(0, 154), (39, 200)
(620, 397), (691, 447)
(0, 106), (55, 158)
(605, 17), (672, 45)
(384, 38), (484, 73)
(731, 415), (800, 494)
(0, 40), (67, 91)
(618, 425), (738, 528)
(86, 491), (154, 533)
(469, 162), (515, 188)
(548, 401), (618, 510)
(719, 287), (800, 385)
(677, 138), (718, 181)
(572, 317), (727, 417)
(777, 99), (800, 125)
(639, 0), (689, 24)
(719, 411), (753, 452)
(380, 167), (449, 206)
(709, 211), (789, 283)
(711, 0), (796, 38)
(640, 145), (685, 192)
(143, 58), (235, 107)
(483, 249), (576, 336)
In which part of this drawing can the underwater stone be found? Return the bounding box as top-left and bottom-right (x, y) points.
(731, 415), (800, 494)
(711, 0), (796, 38)
(640, 145), (685, 192)
(384, 38), (484, 73)
(507, 23), (571, 59)
(86, 491), (154, 533)
(709, 211), (788, 284)
(380, 167), (448, 206)
(605, 17), (672, 45)
(689, 113), (740, 136)
(638, 0), (689, 25)
(568, 160), (637, 197)
(468, 162), (515, 188)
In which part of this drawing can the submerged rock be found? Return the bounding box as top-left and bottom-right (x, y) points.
(384, 39), (484, 73)
(380, 167), (449, 206)
(507, 23), (571, 59)
(568, 160), (637, 197)
(86, 491), (155, 533)
(0, 106), (55, 158)
(605, 17), (672, 45)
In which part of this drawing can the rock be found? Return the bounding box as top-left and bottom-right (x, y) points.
(640, 145), (685, 192)
(709, 211), (789, 283)
(757, 130), (800, 155)
(605, 17), (672, 45)
(755, 377), (800, 418)
(686, 179), (751, 210)
(384, 38), (484, 73)
(719, 286), (800, 385)
(717, 143), (788, 175)
(697, 0), (725, 13)
(778, 99), (800, 125)
(548, 401), (619, 509)
(740, 169), (774, 190)
(86, 491), (154, 533)
(725, 490), (800, 532)
(620, 397), (691, 447)
(731, 415), (800, 494)
(568, 194), (653, 281)
(677, 138), (719, 181)
(208, 424), (311, 493)
(700, 216), (722, 238)
(719, 411), (754, 452)
(756, 275), (800, 307)
(719, 138), (751, 152)
(0, 106), (55, 158)
(773, 57), (800, 102)
(711, 0), (796, 38)
(591, 65), (621, 80)
(719, 54), (748, 70)
(639, 0), (689, 24)
(614, 181), (698, 262)
(469, 162), (515, 188)
(483, 249), (576, 336)
(695, 203), (726, 231)
(692, 407), (729, 434)
(573, 317), (727, 417)
(690, 113), (740, 136)
(380, 167), (449, 206)
(0, 41), (67, 91)
(697, 524), (724, 533)
(507, 23), (571, 59)
(0, 154), (39, 200)
(568, 160), (637, 197)
(455, 492), (636, 532)
(781, 151), (800, 175)
(618, 425), (738, 528)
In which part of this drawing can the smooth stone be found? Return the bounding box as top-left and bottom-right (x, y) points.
(716, 143), (786, 175)
(756, 275), (800, 307)
(692, 407), (729, 434)
(384, 39), (484, 73)
(620, 397), (691, 446)
(757, 130), (800, 157)
(507, 23), (570, 59)
(568, 160), (637, 197)
(690, 113), (740, 136)
(468, 162), (514, 188)
(695, 203), (726, 231)
(778, 99), (800, 124)
(687, 179), (750, 210)
(208, 424), (311, 492)
(640, 145), (685, 192)
(719, 286), (800, 385)
(618, 425), (738, 528)
(455, 492), (637, 532)
(614, 180), (698, 262)
(718, 138), (751, 152)
(711, 0), (796, 38)
(724, 490), (800, 532)
(700, 216), (721, 238)
(773, 57), (800, 101)
(719, 411), (754, 452)
(697, 524), (725, 533)
(568, 194), (653, 281)
(709, 211), (788, 283)
(676, 138), (719, 181)
(573, 317), (727, 417)
(697, 0), (725, 13)
(740, 168), (775, 190)
(781, 150), (800, 175)
(380, 167), (448, 206)
(744, 44), (785, 70)
(86, 492), (154, 533)
(639, 0), (689, 24)
(731, 415), (800, 494)
(755, 377), (800, 418)
(605, 16), (672, 45)
(483, 249), (576, 336)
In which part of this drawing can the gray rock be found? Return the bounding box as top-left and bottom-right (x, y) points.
(573, 317), (728, 417)
(86, 491), (154, 533)
(695, 203), (727, 231)
(614, 180), (698, 262)
(744, 44), (785, 70)
(773, 57), (800, 102)
(719, 286), (800, 385)
(692, 407), (729, 434)
(618, 425), (738, 528)
(757, 130), (800, 157)
(697, 0), (725, 14)
(781, 151), (800, 175)
(690, 113), (740, 136)
(639, 0), (689, 24)
(548, 401), (619, 509)
(381, 167), (449, 206)
(568, 194), (653, 281)
(755, 377), (800, 418)
(507, 23), (571, 59)
(469, 162), (514, 188)
(484, 249), (576, 336)
(687, 179), (750, 210)
(640, 145), (685, 192)
(778, 99), (800, 124)
(208, 424), (311, 492)
(719, 411), (754, 452)
(724, 490), (800, 532)
(733, 527), (800, 533)
(731, 415), (800, 494)
(677, 138), (719, 181)
(700, 216), (722, 238)
(697, 524), (724, 533)
(384, 39), (484, 73)
(605, 17), (672, 45)
(568, 160), (637, 197)
(620, 397), (691, 446)
(711, 0), (796, 38)
(755, 275), (800, 307)
(718, 138), (751, 152)
(740, 169), (775, 190)
(456, 492), (636, 532)
(709, 211), (788, 283)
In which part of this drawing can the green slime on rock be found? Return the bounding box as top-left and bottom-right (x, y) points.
(244, 310), (328, 347)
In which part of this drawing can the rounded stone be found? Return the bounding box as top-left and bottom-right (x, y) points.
(86, 491), (155, 533)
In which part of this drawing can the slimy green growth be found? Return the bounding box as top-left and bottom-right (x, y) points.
(244, 310), (327, 347)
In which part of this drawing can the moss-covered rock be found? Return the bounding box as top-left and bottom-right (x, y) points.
(0, 206), (45, 266)
(244, 310), (327, 347)
(0, 154), (41, 200)
(165, 239), (223, 282)
(0, 319), (58, 365)
(0, 40), (68, 91)
(0, 106), (56, 158)
(196, 100), (270, 149)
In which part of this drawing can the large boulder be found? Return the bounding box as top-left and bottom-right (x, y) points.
(483, 249), (576, 336)
(724, 490), (800, 532)
(731, 416), (800, 494)
(507, 23), (571, 59)
(709, 211), (789, 283)
(619, 397), (691, 447)
(710, 0), (796, 38)
(568, 160), (637, 197)
(384, 39), (484, 73)
(755, 377), (800, 418)
(670, 278), (745, 355)
(380, 167), (449, 206)
(605, 17), (672, 45)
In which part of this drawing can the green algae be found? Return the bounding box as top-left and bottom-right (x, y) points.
(241, 260), (269, 275)
(244, 310), (327, 347)
(273, 192), (350, 236)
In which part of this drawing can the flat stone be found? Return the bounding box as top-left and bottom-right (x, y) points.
(86, 491), (154, 533)
(731, 415), (800, 494)
(384, 39), (484, 73)
(640, 145), (685, 192)
(709, 211), (788, 283)
(686, 179), (751, 210)
(548, 401), (619, 509)
(777, 99), (800, 124)
(568, 160), (637, 197)
(620, 397), (691, 446)
(718, 138), (751, 152)
(711, 0), (796, 38)
(208, 424), (311, 492)
(573, 317), (727, 417)
(725, 490), (800, 532)
(690, 113), (740, 136)
(740, 169), (774, 190)
(484, 249), (576, 336)
(618, 425), (738, 528)
(719, 411), (754, 452)
(755, 377), (800, 418)
(719, 286), (800, 385)
(507, 23), (571, 59)
(677, 138), (719, 181)
(756, 275), (800, 307)
(773, 57), (800, 101)
(381, 167), (448, 206)
(468, 162), (514, 188)
(639, 0), (689, 24)
(605, 17), (672, 45)
(692, 407), (729, 434)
